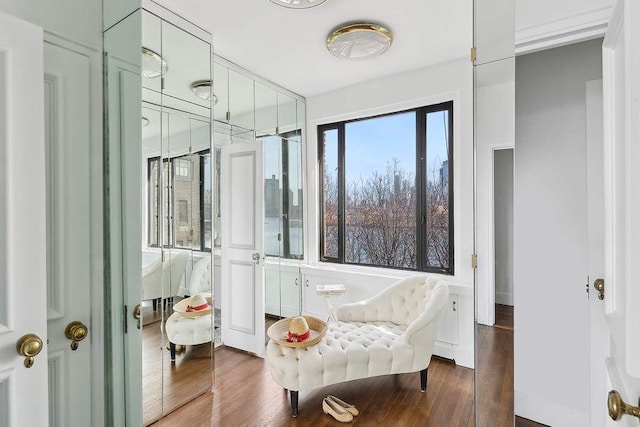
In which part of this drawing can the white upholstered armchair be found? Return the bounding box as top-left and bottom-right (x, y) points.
(267, 275), (450, 416)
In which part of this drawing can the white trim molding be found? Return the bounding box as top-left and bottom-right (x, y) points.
(516, 6), (612, 55)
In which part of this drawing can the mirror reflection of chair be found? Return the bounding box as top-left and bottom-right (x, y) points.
(164, 256), (213, 363)
(142, 256), (164, 312)
(162, 251), (189, 310)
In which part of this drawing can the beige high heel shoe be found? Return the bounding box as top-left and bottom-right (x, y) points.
(322, 397), (353, 423)
(327, 395), (359, 416)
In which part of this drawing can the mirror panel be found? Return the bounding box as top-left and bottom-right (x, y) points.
(138, 8), (213, 426)
(228, 69), (254, 130)
(255, 82), (278, 136)
(277, 92), (297, 135)
(161, 20), (211, 110)
(213, 62), (229, 123)
(474, 0), (515, 424)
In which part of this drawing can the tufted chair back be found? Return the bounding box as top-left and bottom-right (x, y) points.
(334, 275), (447, 326)
(188, 256), (212, 296)
(163, 251), (189, 296)
(142, 256), (163, 301)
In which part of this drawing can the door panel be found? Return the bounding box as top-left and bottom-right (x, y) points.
(602, 0), (640, 425)
(0, 10), (48, 425)
(44, 39), (92, 427)
(221, 142), (265, 356)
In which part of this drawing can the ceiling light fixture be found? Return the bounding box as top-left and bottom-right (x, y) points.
(268, 0), (327, 9)
(141, 47), (168, 78)
(190, 80), (218, 105)
(327, 23), (393, 60)
(269, 0), (327, 9)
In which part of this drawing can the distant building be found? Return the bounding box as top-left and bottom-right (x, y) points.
(439, 160), (448, 186)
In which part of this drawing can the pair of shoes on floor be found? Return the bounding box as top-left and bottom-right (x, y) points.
(322, 395), (359, 423)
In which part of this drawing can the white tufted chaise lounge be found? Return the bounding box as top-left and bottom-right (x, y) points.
(266, 275), (449, 416)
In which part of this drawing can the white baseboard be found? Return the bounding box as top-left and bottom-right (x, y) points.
(515, 390), (589, 427)
(433, 342), (474, 369)
(495, 292), (513, 306)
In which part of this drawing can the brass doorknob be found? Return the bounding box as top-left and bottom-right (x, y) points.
(16, 333), (44, 368)
(133, 304), (141, 329)
(593, 278), (605, 300)
(65, 321), (88, 351)
(608, 390), (640, 420)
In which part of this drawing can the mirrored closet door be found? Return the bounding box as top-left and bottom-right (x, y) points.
(141, 8), (213, 426)
(103, 4), (214, 425)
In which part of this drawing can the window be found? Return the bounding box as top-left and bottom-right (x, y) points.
(261, 131), (304, 259)
(318, 101), (453, 274)
(147, 149), (211, 252)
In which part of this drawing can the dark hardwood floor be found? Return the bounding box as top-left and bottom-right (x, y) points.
(152, 304), (547, 426)
(142, 302), (213, 426)
(494, 304), (514, 330)
(153, 347), (474, 426)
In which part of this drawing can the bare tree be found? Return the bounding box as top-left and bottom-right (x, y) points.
(346, 159), (416, 268)
(322, 159), (449, 269)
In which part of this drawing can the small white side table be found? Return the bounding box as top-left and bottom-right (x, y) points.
(316, 284), (346, 322)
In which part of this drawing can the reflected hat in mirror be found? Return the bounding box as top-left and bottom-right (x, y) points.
(267, 316), (327, 348)
(173, 294), (212, 318)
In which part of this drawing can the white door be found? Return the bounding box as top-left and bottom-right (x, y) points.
(43, 39), (93, 426)
(221, 141), (265, 356)
(601, 0), (640, 425)
(0, 11), (49, 426)
(586, 78), (607, 427)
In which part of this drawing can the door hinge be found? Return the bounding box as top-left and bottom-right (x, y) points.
(123, 304), (128, 334)
(471, 254), (478, 269)
(226, 111), (231, 121)
(161, 77), (165, 90)
(276, 126), (280, 135)
(470, 47), (477, 63)
(161, 249), (166, 262)
(190, 229), (194, 236)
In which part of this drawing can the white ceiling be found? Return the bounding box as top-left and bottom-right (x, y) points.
(152, 0), (472, 97)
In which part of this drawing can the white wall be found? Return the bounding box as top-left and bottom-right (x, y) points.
(304, 57), (474, 367)
(514, 39), (602, 426)
(494, 149), (513, 306)
(1, 0), (102, 49)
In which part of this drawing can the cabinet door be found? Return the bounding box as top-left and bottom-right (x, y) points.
(264, 262), (281, 316)
(436, 294), (458, 345)
(279, 268), (301, 317)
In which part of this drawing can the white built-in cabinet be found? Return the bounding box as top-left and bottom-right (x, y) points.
(265, 261), (301, 318)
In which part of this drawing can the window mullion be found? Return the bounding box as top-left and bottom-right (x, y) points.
(416, 109), (427, 271)
(282, 137), (290, 259)
(337, 123), (346, 264)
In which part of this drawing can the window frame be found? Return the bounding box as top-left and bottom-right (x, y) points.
(318, 101), (454, 275)
(147, 148), (212, 253)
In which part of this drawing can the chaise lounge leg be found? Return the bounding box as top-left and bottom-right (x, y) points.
(290, 390), (298, 417)
(170, 342), (176, 364)
(420, 368), (428, 392)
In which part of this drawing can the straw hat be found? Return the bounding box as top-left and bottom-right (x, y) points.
(267, 316), (328, 348)
(173, 294), (212, 318)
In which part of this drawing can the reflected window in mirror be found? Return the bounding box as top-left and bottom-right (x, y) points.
(260, 130), (304, 260)
(146, 149), (211, 252)
(318, 101), (453, 274)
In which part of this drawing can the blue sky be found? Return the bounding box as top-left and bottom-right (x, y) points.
(264, 109), (449, 196)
